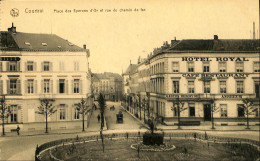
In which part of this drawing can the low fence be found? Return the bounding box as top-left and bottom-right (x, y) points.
(35, 131), (260, 161)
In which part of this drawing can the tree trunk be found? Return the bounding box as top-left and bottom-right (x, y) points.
(246, 109), (250, 129)
(178, 104), (181, 129)
(2, 116), (5, 136)
(45, 110), (48, 133)
(82, 113), (85, 131)
(211, 108), (215, 129)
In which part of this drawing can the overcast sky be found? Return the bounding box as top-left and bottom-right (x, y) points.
(2, 0), (259, 74)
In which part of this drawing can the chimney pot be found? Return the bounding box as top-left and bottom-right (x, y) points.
(174, 37), (176, 41)
(214, 35), (218, 40)
(83, 44), (86, 49)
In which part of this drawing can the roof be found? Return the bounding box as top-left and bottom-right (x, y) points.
(0, 31), (86, 52)
(168, 39), (260, 52)
(93, 72), (122, 81)
(123, 64), (138, 75)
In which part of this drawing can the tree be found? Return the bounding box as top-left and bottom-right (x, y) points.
(171, 97), (187, 129)
(97, 93), (106, 129)
(241, 98), (256, 129)
(210, 98), (220, 129)
(75, 97), (92, 131)
(35, 98), (56, 133)
(0, 95), (11, 136)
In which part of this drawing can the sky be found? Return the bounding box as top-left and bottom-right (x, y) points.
(1, 0), (259, 74)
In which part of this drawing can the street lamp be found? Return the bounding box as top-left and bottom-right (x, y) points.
(0, 95), (6, 136)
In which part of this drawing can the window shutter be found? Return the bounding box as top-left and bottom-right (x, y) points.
(41, 62), (44, 71)
(57, 80), (59, 94)
(41, 80), (44, 94)
(7, 80), (10, 94)
(0, 80), (3, 94)
(17, 62), (20, 72)
(65, 80), (68, 94)
(50, 80), (53, 93)
(6, 62), (10, 72)
(50, 62), (53, 72)
(34, 62), (37, 71)
(24, 62), (27, 72)
(80, 80), (83, 94)
(71, 80), (74, 94)
(34, 80), (37, 94)
(24, 80), (28, 94)
(17, 80), (21, 94)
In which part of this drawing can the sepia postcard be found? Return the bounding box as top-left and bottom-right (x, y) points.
(0, 0), (259, 160)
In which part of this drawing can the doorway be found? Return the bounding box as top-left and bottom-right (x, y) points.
(204, 104), (211, 121)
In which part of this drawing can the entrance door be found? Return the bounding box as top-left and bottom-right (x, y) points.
(204, 104), (211, 121)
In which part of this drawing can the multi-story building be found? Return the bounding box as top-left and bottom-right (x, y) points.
(92, 72), (123, 101)
(0, 24), (92, 132)
(123, 35), (260, 125)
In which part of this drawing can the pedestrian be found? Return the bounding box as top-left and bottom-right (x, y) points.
(16, 125), (20, 136)
(94, 104), (97, 110)
(97, 114), (100, 123)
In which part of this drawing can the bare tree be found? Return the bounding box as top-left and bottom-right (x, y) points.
(171, 97), (187, 129)
(35, 98), (56, 133)
(241, 98), (256, 129)
(75, 97), (92, 131)
(210, 98), (220, 129)
(0, 95), (11, 136)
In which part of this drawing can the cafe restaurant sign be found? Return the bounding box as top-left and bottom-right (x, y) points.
(0, 57), (20, 61)
(165, 94), (200, 98)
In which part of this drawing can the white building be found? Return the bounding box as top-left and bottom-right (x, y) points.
(0, 24), (92, 132)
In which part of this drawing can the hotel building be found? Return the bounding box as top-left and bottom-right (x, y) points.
(123, 36), (260, 125)
(0, 24), (92, 132)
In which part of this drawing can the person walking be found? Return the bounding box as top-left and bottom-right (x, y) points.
(97, 114), (100, 123)
(16, 125), (20, 136)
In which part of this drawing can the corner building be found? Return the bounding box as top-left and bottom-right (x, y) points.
(0, 24), (92, 132)
(123, 36), (260, 126)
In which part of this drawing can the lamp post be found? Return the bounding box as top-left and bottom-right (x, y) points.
(0, 95), (6, 136)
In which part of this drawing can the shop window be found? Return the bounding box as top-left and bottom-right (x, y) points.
(237, 104), (245, 117)
(220, 104), (227, 117)
(189, 103), (195, 117)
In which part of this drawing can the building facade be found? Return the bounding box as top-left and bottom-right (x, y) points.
(123, 36), (260, 125)
(0, 24), (92, 132)
(92, 72), (123, 101)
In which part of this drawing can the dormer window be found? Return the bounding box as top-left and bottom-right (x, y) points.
(25, 42), (31, 46)
(57, 46), (62, 48)
(68, 43), (74, 46)
(41, 42), (47, 46)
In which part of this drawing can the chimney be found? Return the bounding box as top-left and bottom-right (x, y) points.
(8, 22), (16, 33)
(174, 37), (176, 41)
(214, 35), (218, 40)
(253, 22), (256, 39)
(83, 44), (86, 49)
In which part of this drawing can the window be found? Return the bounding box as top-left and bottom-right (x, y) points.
(27, 79), (34, 94)
(187, 62), (194, 72)
(9, 62), (17, 72)
(237, 104), (244, 117)
(74, 106), (80, 120)
(219, 62), (226, 72)
(204, 81), (210, 93)
(220, 104), (227, 117)
(172, 81), (179, 93)
(189, 103), (195, 117)
(235, 62), (244, 72)
(59, 79), (65, 93)
(255, 81), (260, 98)
(203, 62), (210, 73)
(59, 104), (66, 120)
(10, 79), (17, 94)
(44, 79), (50, 93)
(220, 81), (226, 93)
(74, 79), (80, 93)
(10, 105), (18, 122)
(172, 62), (179, 72)
(27, 61), (34, 71)
(236, 81), (244, 93)
(253, 62), (260, 72)
(188, 81), (194, 93)
(43, 62), (50, 71)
